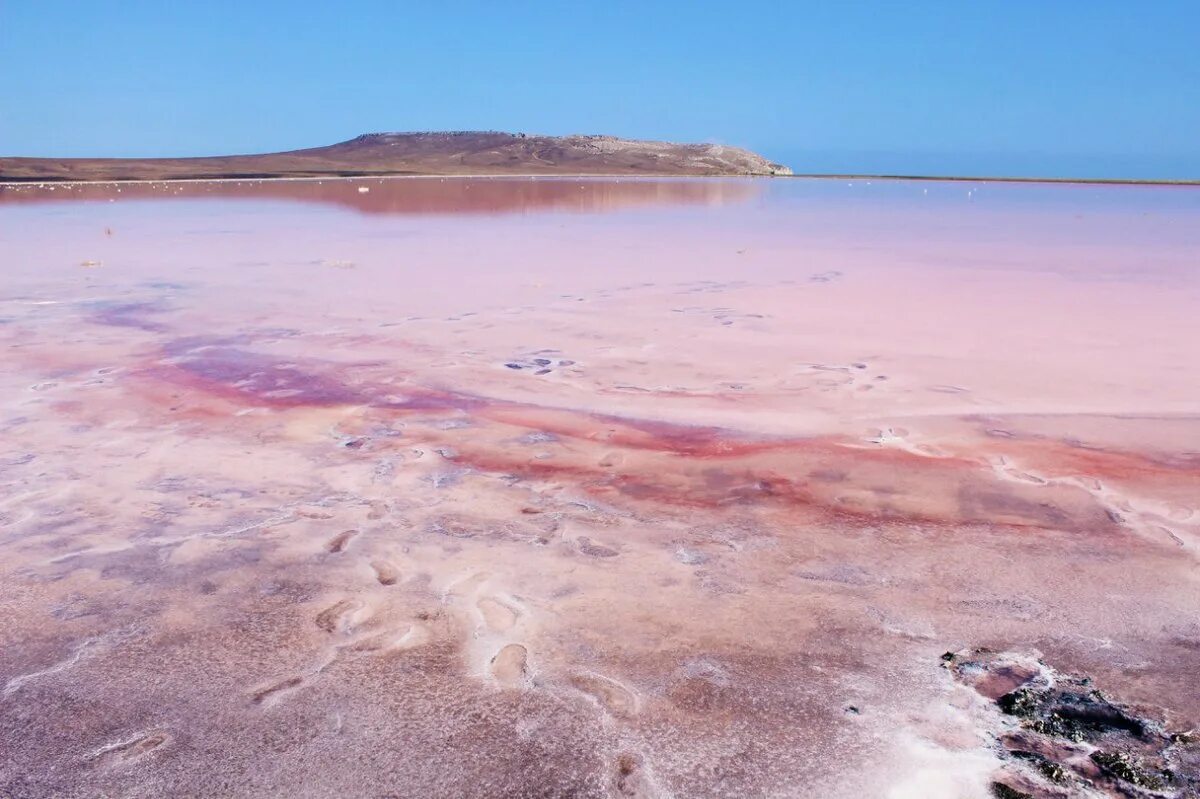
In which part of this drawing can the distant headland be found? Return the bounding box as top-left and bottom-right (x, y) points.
(0, 132), (793, 183)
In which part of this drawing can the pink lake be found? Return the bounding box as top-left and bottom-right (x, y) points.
(1, 177), (1199, 798)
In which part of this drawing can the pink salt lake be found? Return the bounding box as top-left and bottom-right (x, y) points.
(1, 176), (1198, 798)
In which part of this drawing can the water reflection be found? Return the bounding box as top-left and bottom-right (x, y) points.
(0, 175), (761, 216)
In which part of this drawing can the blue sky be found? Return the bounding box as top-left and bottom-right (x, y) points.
(2, 1), (1197, 179)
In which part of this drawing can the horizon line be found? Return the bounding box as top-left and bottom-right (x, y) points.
(2, 172), (1198, 188)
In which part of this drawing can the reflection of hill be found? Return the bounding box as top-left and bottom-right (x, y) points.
(0, 176), (760, 216)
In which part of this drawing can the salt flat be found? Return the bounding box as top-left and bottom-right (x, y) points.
(1, 176), (1198, 798)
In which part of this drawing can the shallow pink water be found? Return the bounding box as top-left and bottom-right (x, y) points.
(1, 177), (1198, 798)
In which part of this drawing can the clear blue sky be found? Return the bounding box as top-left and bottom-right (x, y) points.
(2, 1), (1197, 179)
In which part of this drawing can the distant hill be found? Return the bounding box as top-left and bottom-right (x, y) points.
(0, 132), (793, 182)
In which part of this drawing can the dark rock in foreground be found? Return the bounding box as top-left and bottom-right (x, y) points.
(945, 648), (1199, 798)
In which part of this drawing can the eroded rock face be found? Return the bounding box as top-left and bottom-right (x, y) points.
(945, 649), (1199, 798)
